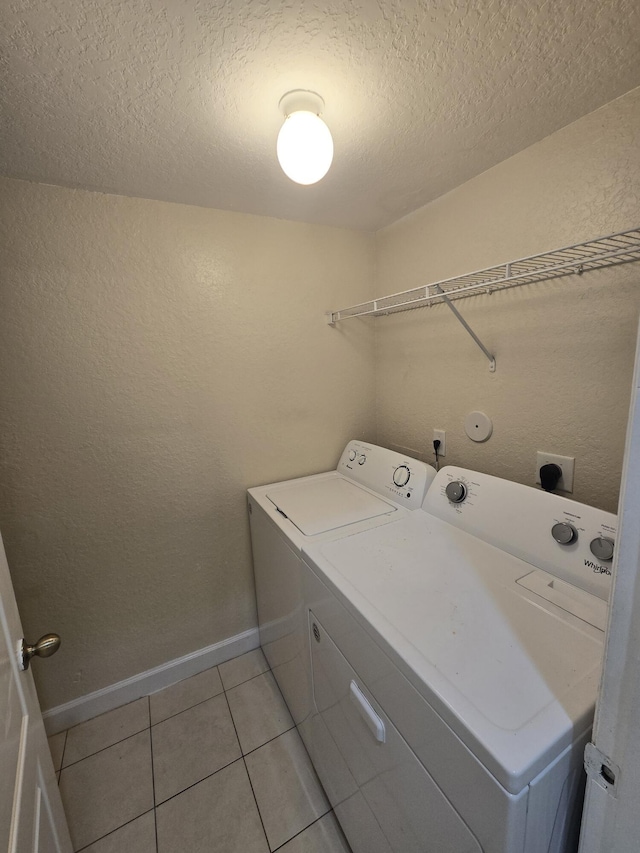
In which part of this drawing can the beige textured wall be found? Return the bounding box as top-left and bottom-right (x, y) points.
(375, 87), (640, 513)
(0, 179), (375, 710)
(1, 87), (638, 711)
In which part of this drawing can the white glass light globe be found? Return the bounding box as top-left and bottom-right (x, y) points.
(276, 111), (334, 185)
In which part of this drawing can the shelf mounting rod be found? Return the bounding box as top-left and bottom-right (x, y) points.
(435, 286), (496, 372)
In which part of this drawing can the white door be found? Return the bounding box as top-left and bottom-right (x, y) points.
(579, 323), (640, 852)
(0, 530), (72, 853)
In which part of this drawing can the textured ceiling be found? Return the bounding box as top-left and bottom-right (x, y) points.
(1, 0), (639, 231)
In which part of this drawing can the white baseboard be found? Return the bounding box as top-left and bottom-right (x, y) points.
(43, 627), (260, 735)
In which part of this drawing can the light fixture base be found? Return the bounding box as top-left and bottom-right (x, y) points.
(279, 90), (325, 118)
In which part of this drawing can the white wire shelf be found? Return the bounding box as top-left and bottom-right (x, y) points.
(327, 228), (640, 324)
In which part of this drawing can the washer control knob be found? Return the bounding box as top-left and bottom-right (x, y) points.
(552, 522), (578, 545)
(348, 449), (357, 462)
(445, 481), (467, 504)
(358, 454), (366, 466)
(590, 536), (615, 562)
(393, 465), (411, 487)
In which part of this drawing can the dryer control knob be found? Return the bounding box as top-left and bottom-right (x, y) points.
(358, 454), (366, 465)
(348, 449), (357, 462)
(393, 465), (411, 487)
(445, 481), (467, 504)
(552, 522), (578, 545)
(590, 536), (615, 562)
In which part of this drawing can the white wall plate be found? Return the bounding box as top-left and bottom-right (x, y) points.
(464, 411), (493, 442)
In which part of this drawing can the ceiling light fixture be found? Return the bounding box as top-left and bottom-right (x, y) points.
(276, 90), (333, 185)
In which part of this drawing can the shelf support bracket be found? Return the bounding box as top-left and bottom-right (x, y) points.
(435, 286), (496, 372)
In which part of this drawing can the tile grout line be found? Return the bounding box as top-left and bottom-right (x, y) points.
(244, 750), (273, 849)
(153, 754), (246, 808)
(222, 689), (271, 851)
(223, 661), (295, 757)
(270, 810), (335, 853)
(224, 651), (329, 851)
(56, 729), (68, 785)
(60, 724), (151, 771)
(258, 674), (340, 851)
(219, 661), (271, 693)
(148, 658), (272, 726)
(73, 809), (156, 853)
(222, 670), (330, 853)
(147, 695), (159, 853)
(147, 696), (295, 809)
(60, 729), (68, 771)
(60, 727), (154, 851)
(150, 650), (294, 845)
(240, 723), (297, 759)
(147, 720), (301, 812)
(65, 696), (147, 734)
(150, 687), (257, 805)
(225, 669), (283, 701)
(150, 686), (226, 727)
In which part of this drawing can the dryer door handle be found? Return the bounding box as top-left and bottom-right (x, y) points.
(349, 680), (386, 744)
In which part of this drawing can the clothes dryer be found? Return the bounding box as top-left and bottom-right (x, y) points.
(301, 466), (617, 853)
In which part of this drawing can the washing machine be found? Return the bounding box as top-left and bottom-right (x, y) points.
(248, 441), (436, 728)
(301, 466), (617, 853)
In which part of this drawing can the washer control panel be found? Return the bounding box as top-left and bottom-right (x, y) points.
(337, 441), (437, 509)
(424, 466), (617, 601)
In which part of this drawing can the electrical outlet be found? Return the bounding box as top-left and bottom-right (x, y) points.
(535, 452), (575, 493)
(433, 429), (446, 457)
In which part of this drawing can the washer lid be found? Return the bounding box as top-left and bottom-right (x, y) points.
(266, 478), (396, 535)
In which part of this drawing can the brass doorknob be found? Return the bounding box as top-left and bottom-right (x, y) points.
(21, 633), (61, 670)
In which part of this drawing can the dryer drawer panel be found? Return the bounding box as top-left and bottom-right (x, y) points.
(309, 611), (482, 853)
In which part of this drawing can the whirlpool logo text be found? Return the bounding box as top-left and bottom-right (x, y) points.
(585, 559), (612, 575)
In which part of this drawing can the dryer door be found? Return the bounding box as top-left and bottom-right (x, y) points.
(308, 611), (482, 853)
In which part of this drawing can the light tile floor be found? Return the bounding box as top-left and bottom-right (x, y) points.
(49, 648), (352, 853)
